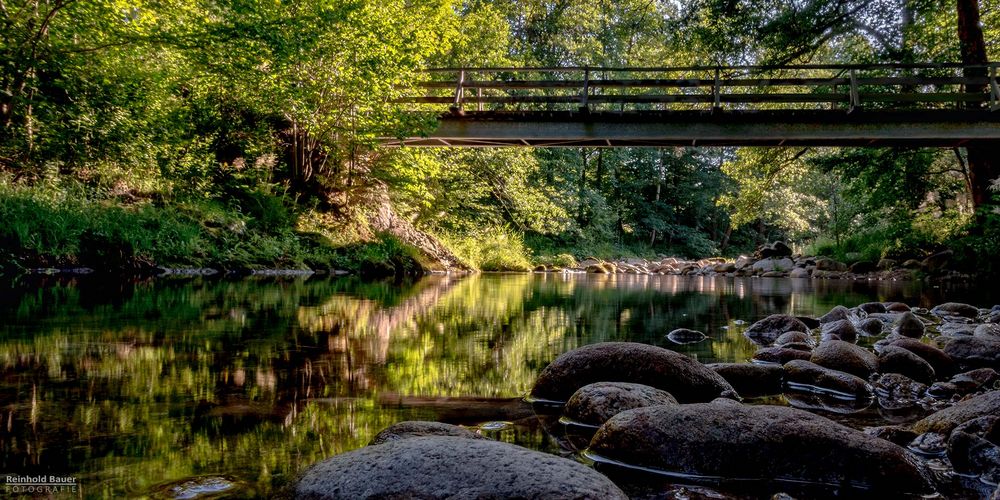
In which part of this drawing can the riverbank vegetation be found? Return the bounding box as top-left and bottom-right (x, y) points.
(1, 0), (998, 275)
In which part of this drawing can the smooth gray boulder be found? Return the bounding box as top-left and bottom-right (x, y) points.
(819, 305), (851, 324)
(858, 317), (884, 336)
(529, 342), (735, 403)
(821, 319), (858, 343)
(895, 312), (925, 338)
(775, 331), (815, 346)
(296, 436), (628, 499)
(913, 390), (1000, 435)
(564, 382), (677, 426)
(369, 421), (483, 445)
(744, 315), (811, 345)
(587, 401), (934, 496)
(810, 340), (877, 379)
(753, 347), (812, 364)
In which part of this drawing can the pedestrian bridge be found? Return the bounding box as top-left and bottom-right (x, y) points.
(382, 63), (1000, 148)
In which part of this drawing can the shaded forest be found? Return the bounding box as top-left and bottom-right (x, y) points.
(1, 0), (998, 274)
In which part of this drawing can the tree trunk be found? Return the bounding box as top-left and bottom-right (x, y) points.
(957, 0), (999, 211)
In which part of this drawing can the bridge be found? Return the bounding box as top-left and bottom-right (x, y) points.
(383, 63), (1000, 148)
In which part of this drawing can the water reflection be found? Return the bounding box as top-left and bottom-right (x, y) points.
(0, 274), (994, 498)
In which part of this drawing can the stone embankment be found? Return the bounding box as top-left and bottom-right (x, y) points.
(534, 240), (965, 280)
(293, 299), (1000, 499)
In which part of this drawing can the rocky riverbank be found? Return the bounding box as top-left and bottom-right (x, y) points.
(536, 241), (967, 281)
(291, 299), (1000, 499)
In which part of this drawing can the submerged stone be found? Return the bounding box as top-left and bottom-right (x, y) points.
(783, 360), (873, 399)
(296, 436), (628, 499)
(878, 345), (936, 385)
(943, 336), (1000, 369)
(810, 340), (877, 379)
(587, 400), (934, 496)
(707, 363), (784, 397)
(744, 315), (811, 345)
(931, 302), (981, 319)
(369, 421), (483, 445)
(665, 328), (707, 344)
(529, 342), (735, 403)
(913, 390), (1000, 435)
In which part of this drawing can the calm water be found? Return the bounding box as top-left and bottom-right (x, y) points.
(1, 273), (997, 498)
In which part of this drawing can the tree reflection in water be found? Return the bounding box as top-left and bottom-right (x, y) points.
(0, 273), (984, 497)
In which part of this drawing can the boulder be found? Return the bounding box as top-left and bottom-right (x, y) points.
(877, 258), (898, 271)
(943, 336), (1000, 369)
(714, 262), (737, 273)
(587, 401), (934, 496)
(529, 342), (735, 403)
(789, 267), (811, 278)
(849, 261), (876, 274)
(947, 416), (1000, 483)
(875, 373), (928, 404)
(885, 302), (911, 313)
(887, 338), (955, 377)
(821, 319), (858, 343)
(707, 363), (784, 397)
(922, 250), (953, 273)
(744, 314), (811, 345)
(816, 258), (848, 272)
(753, 347), (813, 364)
(949, 368), (1000, 394)
(931, 302), (981, 319)
(977, 323), (1000, 338)
(665, 328), (707, 344)
(783, 360), (873, 399)
(810, 340), (877, 379)
(771, 240), (793, 257)
(775, 331), (815, 346)
(912, 390), (1000, 435)
(296, 436), (628, 499)
(865, 425), (917, 446)
(895, 312), (925, 338)
(564, 382), (677, 427)
(901, 259), (922, 269)
(819, 305), (851, 324)
(858, 302), (888, 314)
(752, 257), (795, 273)
(878, 346), (936, 385)
(369, 421), (483, 445)
(586, 264), (608, 274)
(858, 318), (884, 336)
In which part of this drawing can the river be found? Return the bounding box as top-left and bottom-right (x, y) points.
(0, 273), (996, 498)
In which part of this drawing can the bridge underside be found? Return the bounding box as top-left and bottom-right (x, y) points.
(383, 110), (1000, 148)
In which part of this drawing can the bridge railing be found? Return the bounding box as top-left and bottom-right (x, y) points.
(402, 63), (1000, 114)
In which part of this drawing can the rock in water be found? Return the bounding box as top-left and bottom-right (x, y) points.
(887, 338), (955, 378)
(878, 346), (936, 385)
(931, 302), (980, 319)
(564, 382), (678, 426)
(819, 305), (851, 324)
(744, 315), (811, 345)
(529, 342), (736, 403)
(913, 390), (1000, 435)
(587, 401), (934, 496)
(665, 328), (707, 344)
(894, 311), (925, 339)
(943, 336), (1000, 369)
(821, 320), (858, 343)
(810, 340), (877, 379)
(783, 360), (873, 399)
(369, 421), (483, 445)
(296, 436), (628, 499)
(708, 363), (784, 397)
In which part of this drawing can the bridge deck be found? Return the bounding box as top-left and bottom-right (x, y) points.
(383, 63), (1000, 148)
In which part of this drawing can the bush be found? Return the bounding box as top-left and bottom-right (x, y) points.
(439, 226), (532, 272)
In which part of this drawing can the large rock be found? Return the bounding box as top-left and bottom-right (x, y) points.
(752, 257), (795, 273)
(810, 340), (877, 379)
(776, 331), (815, 346)
(913, 390), (1000, 435)
(529, 342), (735, 403)
(707, 363), (784, 397)
(931, 302), (981, 319)
(947, 416), (1000, 482)
(878, 346), (936, 385)
(943, 336), (1000, 369)
(816, 258), (848, 272)
(783, 360), (873, 399)
(895, 312), (925, 338)
(564, 382), (677, 426)
(587, 401), (934, 496)
(821, 319), (858, 343)
(858, 302), (888, 314)
(819, 305), (851, 324)
(858, 318), (884, 336)
(744, 314), (811, 345)
(753, 347), (812, 364)
(295, 436), (628, 499)
(888, 338), (955, 377)
(369, 421), (484, 445)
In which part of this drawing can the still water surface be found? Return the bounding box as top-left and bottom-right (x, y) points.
(1, 273), (996, 498)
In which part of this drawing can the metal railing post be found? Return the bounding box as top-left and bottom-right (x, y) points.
(849, 69), (860, 113)
(990, 65), (1000, 112)
(580, 67), (590, 112)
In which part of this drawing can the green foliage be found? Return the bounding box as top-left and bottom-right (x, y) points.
(439, 226), (533, 272)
